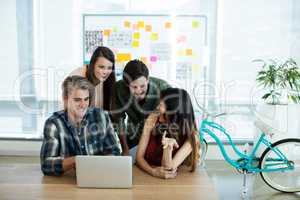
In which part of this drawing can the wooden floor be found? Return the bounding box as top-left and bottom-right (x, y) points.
(0, 156), (219, 200)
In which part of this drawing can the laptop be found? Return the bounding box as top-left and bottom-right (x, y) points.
(75, 155), (132, 188)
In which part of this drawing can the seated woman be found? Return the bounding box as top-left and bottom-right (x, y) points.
(136, 88), (200, 179)
(70, 46), (116, 111)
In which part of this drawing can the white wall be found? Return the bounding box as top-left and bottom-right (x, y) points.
(217, 0), (300, 105)
(0, 0), (19, 100)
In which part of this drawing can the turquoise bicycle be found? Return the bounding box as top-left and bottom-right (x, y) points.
(195, 101), (300, 193)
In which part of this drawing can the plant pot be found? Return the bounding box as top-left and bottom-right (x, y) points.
(253, 103), (300, 156)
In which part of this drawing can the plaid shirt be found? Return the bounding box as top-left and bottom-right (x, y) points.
(40, 108), (121, 176)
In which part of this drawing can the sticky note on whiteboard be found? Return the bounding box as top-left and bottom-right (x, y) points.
(133, 32), (140, 39)
(132, 40), (139, 48)
(186, 49), (193, 56)
(138, 21), (145, 29)
(112, 27), (118, 32)
(151, 33), (158, 41)
(116, 53), (132, 62)
(192, 64), (200, 74)
(165, 22), (172, 29)
(140, 57), (147, 64)
(150, 56), (158, 62)
(124, 21), (131, 28)
(192, 21), (199, 28)
(145, 25), (152, 32)
(103, 29), (111, 37)
(132, 24), (138, 30)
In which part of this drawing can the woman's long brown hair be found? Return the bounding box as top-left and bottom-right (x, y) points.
(160, 88), (200, 171)
(86, 46), (116, 111)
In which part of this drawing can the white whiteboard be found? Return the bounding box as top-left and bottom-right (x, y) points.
(83, 14), (208, 94)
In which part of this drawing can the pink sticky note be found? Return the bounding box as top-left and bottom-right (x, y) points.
(150, 56), (157, 62)
(132, 24), (138, 30)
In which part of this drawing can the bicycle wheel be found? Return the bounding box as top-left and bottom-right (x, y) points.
(259, 138), (300, 192)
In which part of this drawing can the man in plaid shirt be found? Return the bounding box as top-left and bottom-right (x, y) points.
(40, 76), (121, 176)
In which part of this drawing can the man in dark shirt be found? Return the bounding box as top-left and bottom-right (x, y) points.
(113, 59), (170, 155)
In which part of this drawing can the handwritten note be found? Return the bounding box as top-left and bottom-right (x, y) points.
(107, 31), (132, 48)
(151, 43), (171, 61)
(176, 62), (192, 80)
(84, 30), (103, 57)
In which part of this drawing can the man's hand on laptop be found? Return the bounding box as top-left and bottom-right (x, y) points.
(122, 147), (129, 156)
(62, 156), (76, 172)
(151, 166), (177, 179)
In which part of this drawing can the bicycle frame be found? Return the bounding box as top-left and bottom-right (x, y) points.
(199, 119), (294, 173)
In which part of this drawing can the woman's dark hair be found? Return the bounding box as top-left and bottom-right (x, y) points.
(123, 59), (149, 85)
(86, 46), (116, 111)
(160, 88), (199, 171)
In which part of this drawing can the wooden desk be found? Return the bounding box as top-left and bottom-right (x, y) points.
(0, 158), (219, 200)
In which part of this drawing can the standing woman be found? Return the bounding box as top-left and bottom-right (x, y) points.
(136, 88), (200, 179)
(70, 46), (116, 111)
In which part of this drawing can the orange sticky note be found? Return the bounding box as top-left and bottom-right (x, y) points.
(145, 25), (152, 32)
(116, 53), (132, 62)
(124, 21), (131, 28)
(186, 49), (193, 56)
(138, 21), (145, 29)
(132, 40), (139, 48)
(140, 57), (147, 64)
(192, 21), (199, 28)
(133, 32), (140, 39)
(103, 29), (111, 37)
(150, 33), (158, 41)
(165, 22), (172, 29)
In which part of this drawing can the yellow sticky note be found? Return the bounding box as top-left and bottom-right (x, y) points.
(103, 29), (111, 37)
(132, 40), (139, 48)
(176, 50), (184, 57)
(145, 25), (152, 32)
(165, 22), (172, 29)
(116, 53), (132, 62)
(138, 21), (145, 29)
(192, 64), (200, 74)
(133, 32), (140, 39)
(124, 21), (131, 28)
(151, 33), (158, 41)
(140, 57), (147, 64)
(186, 49), (193, 56)
(192, 21), (199, 28)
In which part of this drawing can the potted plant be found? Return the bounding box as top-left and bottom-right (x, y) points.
(253, 58), (300, 150)
(255, 58), (300, 104)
